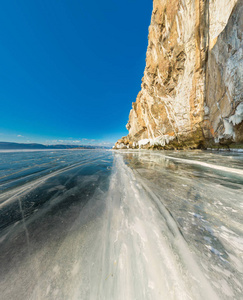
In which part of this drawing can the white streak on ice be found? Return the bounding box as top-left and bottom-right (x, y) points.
(163, 155), (243, 176)
(94, 154), (220, 300)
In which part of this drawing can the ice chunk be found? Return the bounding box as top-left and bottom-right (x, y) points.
(229, 102), (243, 126)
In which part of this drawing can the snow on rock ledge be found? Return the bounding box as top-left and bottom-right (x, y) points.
(138, 135), (175, 148)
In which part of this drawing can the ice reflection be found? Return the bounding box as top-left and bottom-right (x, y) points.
(120, 150), (243, 299)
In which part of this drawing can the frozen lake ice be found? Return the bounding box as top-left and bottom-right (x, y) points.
(0, 149), (242, 299)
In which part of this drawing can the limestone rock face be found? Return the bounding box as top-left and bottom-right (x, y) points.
(205, 0), (243, 144)
(116, 0), (242, 149)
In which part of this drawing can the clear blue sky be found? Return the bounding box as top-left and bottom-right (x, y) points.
(0, 0), (152, 146)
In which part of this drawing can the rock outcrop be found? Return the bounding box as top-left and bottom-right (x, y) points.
(115, 0), (242, 149)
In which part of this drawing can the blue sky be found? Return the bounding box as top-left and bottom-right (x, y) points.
(0, 0), (152, 146)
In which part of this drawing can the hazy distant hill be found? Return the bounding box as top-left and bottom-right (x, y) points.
(0, 142), (110, 150)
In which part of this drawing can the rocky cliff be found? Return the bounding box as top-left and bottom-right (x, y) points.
(115, 0), (243, 149)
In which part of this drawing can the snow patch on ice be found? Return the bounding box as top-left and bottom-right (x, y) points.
(71, 262), (80, 276)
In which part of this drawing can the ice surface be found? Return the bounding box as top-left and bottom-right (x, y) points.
(0, 149), (242, 299)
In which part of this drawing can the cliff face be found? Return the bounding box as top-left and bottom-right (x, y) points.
(115, 0), (242, 149)
(205, 0), (243, 144)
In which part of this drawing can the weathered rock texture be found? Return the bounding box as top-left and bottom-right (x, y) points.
(115, 0), (242, 149)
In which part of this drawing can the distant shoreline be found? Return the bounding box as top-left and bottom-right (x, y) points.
(0, 148), (109, 153)
(0, 141), (110, 151)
